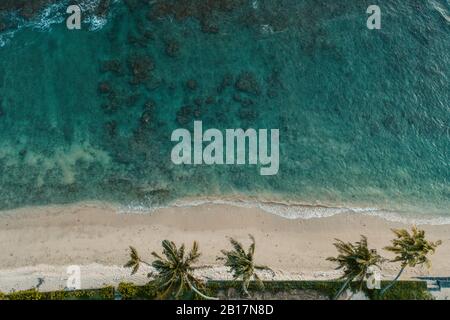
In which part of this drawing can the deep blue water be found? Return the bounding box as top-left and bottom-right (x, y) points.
(0, 0), (448, 220)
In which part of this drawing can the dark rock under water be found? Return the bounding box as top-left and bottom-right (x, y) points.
(0, 0), (448, 221)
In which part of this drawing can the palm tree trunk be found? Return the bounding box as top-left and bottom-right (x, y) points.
(185, 277), (218, 300)
(334, 277), (354, 300)
(139, 259), (152, 267)
(380, 266), (406, 296)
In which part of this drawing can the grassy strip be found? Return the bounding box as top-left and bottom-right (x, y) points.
(368, 281), (432, 300)
(207, 280), (432, 300)
(207, 280), (341, 299)
(2, 287), (115, 300)
(0, 280), (431, 300)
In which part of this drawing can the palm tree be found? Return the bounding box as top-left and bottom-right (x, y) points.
(125, 240), (217, 300)
(381, 226), (441, 295)
(327, 235), (384, 300)
(218, 235), (274, 297)
(124, 246), (151, 275)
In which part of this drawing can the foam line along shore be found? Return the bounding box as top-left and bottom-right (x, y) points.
(0, 201), (449, 293)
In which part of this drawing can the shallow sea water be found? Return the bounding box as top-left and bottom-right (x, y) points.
(0, 0), (448, 221)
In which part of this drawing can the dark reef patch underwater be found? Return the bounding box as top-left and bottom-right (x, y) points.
(0, 0), (448, 220)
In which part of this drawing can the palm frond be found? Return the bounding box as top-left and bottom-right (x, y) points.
(146, 240), (216, 299)
(327, 235), (384, 299)
(124, 246), (141, 275)
(124, 240), (215, 299)
(381, 227), (441, 295)
(219, 235), (270, 296)
(384, 226), (442, 269)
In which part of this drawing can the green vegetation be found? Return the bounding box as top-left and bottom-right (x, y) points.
(125, 240), (217, 300)
(0, 228), (440, 301)
(381, 226), (441, 295)
(0, 280), (431, 300)
(124, 246), (148, 275)
(218, 235), (274, 297)
(327, 236), (384, 299)
(2, 287), (115, 300)
(6, 289), (42, 300)
(327, 227), (441, 299)
(207, 280), (340, 299)
(373, 281), (433, 300)
(117, 282), (157, 300)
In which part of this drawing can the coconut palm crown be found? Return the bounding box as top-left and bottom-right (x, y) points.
(327, 235), (384, 299)
(381, 226), (441, 295)
(218, 235), (273, 296)
(125, 240), (217, 300)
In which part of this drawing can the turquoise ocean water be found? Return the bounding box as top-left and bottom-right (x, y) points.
(0, 0), (448, 222)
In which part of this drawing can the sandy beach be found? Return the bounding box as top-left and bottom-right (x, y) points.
(0, 201), (449, 293)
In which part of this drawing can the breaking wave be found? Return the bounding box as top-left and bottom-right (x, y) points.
(118, 197), (450, 226)
(429, 0), (450, 23)
(0, 0), (118, 47)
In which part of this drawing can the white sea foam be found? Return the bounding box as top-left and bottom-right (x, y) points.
(0, 30), (16, 48)
(0, 0), (117, 47)
(119, 197), (450, 226)
(31, 2), (67, 30)
(80, 0), (121, 31)
(429, 0), (450, 23)
(85, 15), (108, 31)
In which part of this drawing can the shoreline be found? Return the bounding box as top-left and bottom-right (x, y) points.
(4, 194), (450, 226)
(0, 201), (449, 292)
(162, 196), (450, 225)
